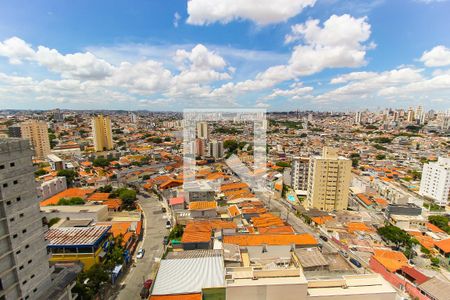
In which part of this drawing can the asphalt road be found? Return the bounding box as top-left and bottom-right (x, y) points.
(114, 194), (168, 300)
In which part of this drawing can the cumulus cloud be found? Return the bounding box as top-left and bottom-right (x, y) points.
(173, 12), (181, 28)
(266, 82), (314, 100)
(0, 37), (35, 64)
(186, 0), (316, 26)
(420, 45), (450, 67)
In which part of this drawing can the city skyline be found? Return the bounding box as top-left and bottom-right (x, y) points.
(0, 0), (450, 111)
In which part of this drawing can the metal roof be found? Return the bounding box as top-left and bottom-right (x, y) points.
(152, 254), (225, 295)
(45, 225), (111, 248)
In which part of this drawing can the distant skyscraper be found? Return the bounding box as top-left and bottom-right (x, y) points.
(92, 115), (113, 152)
(130, 113), (137, 123)
(419, 157), (450, 206)
(196, 122), (209, 140)
(0, 139), (53, 299)
(209, 140), (224, 159)
(53, 108), (64, 122)
(307, 147), (352, 211)
(20, 120), (51, 159)
(355, 111), (362, 124)
(407, 108), (415, 122)
(291, 157), (309, 191)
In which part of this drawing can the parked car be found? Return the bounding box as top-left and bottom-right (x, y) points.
(136, 248), (145, 259)
(165, 220), (171, 229)
(339, 250), (349, 258)
(349, 258), (362, 268)
(161, 207), (167, 213)
(163, 236), (169, 245)
(319, 235), (328, 242)
(140, 279), (153, 299)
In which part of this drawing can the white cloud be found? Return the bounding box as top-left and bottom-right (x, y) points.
(0, 37), (35, 64)
(420, 45), (450, 67)
(266, 82), (314, 99)
(173, 12), (181, 28)
(186, 0), (316, 26)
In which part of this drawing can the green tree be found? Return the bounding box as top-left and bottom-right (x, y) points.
(428, 215), (450, 233)
(57, 197), (85, 205)
(93, 157), (110, 167)
(118, 189), (137, 210)
(48, 217), (61, 227)
(377, 225), (412, 247)
(376, 154), (386, 160)
(34, 168), (48, 177)
(57, 169), (78, 186)
(168, 224), (184, 240)
(96, 185), (113, 193)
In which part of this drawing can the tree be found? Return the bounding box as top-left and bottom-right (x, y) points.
(93, 157), (110, 167)
(376, 154), (386, 160)
(276, 161), (290, 168)
(377, 225), (412, 247)
(168, 224), (184, 240)
(430, 257), (440, 266)
(96, 185), (113, 193)
(57, 197), (85, 205)
(57, 169), (78, 186)
(117, 189), (137, 210)
(34, 168), (48, 177)
(224, 140), (239, 156)
(428, 215), (450, 233)
(48, 217), (60, 227)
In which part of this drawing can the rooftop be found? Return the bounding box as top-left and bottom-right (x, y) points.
(45, 225), (111, 248)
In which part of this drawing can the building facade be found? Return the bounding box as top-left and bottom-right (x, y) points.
(307, 147), (352, 211)
(419, 157), (450, 206)
(0, 139), (53, 300)
(291, 157), (309, 192)
(92, 115), (114, 152)
(196, 121), (209, 140)
(20, 120), (51, 159)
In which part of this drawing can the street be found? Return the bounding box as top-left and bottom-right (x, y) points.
(113, 193), (167, 300)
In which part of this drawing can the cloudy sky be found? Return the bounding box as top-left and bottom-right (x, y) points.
(0, 0), (450, 111)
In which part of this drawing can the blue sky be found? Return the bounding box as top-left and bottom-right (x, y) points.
(0, 0), (449, 111)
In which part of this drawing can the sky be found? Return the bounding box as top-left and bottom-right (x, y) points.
(0, 0), (450, 111)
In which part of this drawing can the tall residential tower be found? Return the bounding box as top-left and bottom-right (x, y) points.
(20, 120), (51, 159)
(0, 139), (53, 299)
(92, 115), (114, 152)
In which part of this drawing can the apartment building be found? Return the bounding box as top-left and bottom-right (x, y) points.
(0, 139), (53, 300)
(291, 157), (309, 192)
(92, 115), (113, 152)
(196, 121), (209, 140)
(209, 140), (224, 159)
(419, 157), (450, 206)
(307, 147), (352, 211)
(20, 120), (51, 159)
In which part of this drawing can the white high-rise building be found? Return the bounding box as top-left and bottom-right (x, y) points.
(0, 139), (53, 299)
(209, 140), (224, 159)
(355, 111), (362, 124)
(419, 157), (450, 206)
(291, 157), (309, 192)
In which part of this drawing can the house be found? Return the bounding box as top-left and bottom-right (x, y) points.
(169, 196), (185, 210)
(189, 201), (217, 218)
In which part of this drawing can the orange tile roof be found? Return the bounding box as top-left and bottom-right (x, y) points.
(415, 235), (435, 250)
(104, 198), (122, 210)
(227, 205), (241, 217)
(189, 201), (217, 210)
(258, 226), (294, 234)
(347, 222), (374, 233)
(374, 198), (388, 207)
(426, 223), (445, 233)
(40, 188), (95, 206)
(122, 231), (134, 246)
(223, 233), (317, 246)
(252, 213), (285, 228)
(435, 238), (450, 253)
(87, 192), (111, 201)
(220, 182), (249, 192)
(150, 294), (201, 300)
(372, 249), (408, 272)
(356, 193), (374, 206)
(181, 231), (211, 243)
(97, 222), (131, 237)
(311, 215), (333, 225)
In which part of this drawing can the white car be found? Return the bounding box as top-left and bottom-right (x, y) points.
(136, 248), (145, 259)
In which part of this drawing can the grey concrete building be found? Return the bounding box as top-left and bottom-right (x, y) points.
(0, 139), (53, 300)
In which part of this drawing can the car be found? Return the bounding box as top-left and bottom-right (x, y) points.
(349, 258), (362, 268)
(136, 248), (145, 259)
(165, 220), (171, 229)
(319, 235), (328, 242)
(339, 250), (349, 258)
(163, 236), (169, 245)
(161, 207), (167, 213)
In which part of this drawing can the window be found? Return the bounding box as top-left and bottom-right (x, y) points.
(32, 288), (37, 293)
(22, 280), (27, 285)
(6, 201), (11, 205)
(16, 250), (21, 255)
(12, 234), (17, 239)
(19, 213), (24, 218)
(30, 274), (35, 279)
(22, 229), (26, 234)
(2, 183), (7, 188)
(13, 180), (18, 185)
(10, 162), (15, 167)
(0, 165), (4, 170)
(16, 197), (21, 202)
(19, 265), (23, 270)
(25, 244), (29, 249)
(27, 259), (32, 264)
(10, 218), (14, 222)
